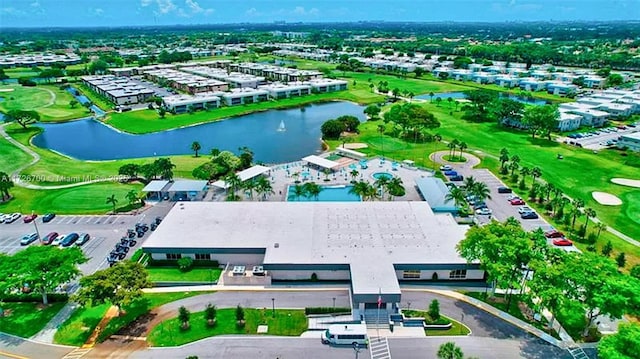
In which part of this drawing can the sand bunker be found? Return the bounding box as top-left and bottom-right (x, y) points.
(611, 178), (640, 188)
(0, 88), (15, 92)
(592, 192), (622, 206)
(344, 143), (369, 149)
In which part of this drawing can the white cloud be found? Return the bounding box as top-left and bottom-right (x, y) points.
(141, 0), (153, 6)
(30, 1), (40, 7)
(185, 0), (203, 13)
(292, 6), (319, 16)
(93, 8), (104, 16)
(246, 7), (260, 16)
(0, 7), (26, 16)
(156, 0), (176, 14)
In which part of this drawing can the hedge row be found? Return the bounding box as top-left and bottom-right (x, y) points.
(305, 307), (351, 315)
(147, 259), (220, 268)
(0, 293), (69, 303)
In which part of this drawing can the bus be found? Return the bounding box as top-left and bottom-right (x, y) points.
(321, 324), (368, 346)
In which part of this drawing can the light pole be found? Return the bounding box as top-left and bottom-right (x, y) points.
(353, 342), (361, 359)
(332, 297), (336, 312)
(460, 313), (465, 335)
(271, 298), (275, 318)
(32, 211), (42, 243)
(407, 302), (411, 311)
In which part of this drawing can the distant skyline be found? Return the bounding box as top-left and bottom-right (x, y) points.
(0, 0), (638, 28)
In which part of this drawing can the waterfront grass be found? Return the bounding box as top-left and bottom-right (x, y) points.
(54, 303), (110, 346)
(0, 302), (66, 338)
(106, 90), (379, 134)
(0, 135), (32, 174)
(97, 291), (212, 342)
(147, 308), (307, 347)
(74, 82), (114, 111)
(0, 84), (91, 121)
(6, 125), (208, 185)
(336, 71), (473, 96)
(147, 268), (222, 283)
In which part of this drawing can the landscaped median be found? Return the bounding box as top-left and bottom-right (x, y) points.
(147, 308), (308, 347)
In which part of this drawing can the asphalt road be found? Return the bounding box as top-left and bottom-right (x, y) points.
(0, 333), (74, 359)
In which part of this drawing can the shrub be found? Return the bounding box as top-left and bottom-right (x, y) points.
(310, 272), (318, 282)
(304, 307), (351, 315)
(602, 241), (613, 257)
(577, 225), (587, 238)
(236, 305), (246, 329)
(205, 303), (217, 326)
(0, 293), (68, 303)
(616, 252), (626, 268)
(428, 300), (440, 320)
(586, 245), (597, 252)
(432, 272), (439, 280)
(630, 265), (640, 279)
(177, 257), (194, 272)
(178, 306), (190, 330)
(586, 233), (597, 244)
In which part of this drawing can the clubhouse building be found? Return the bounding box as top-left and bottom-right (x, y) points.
(142, 201), (484, 320)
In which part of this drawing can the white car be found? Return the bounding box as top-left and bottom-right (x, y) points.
(475, 208), (492, 216)
(4, 213), (21, 223)
(52, 234), (66, 246)
(440, 165), (453, 171)
(518, 206), (533, 214)
(0, 213), (5, 223)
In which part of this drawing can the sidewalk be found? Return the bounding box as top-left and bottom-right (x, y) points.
(403, 288), (566, 348)
(143, 284), (351, 293)
(30, 302), (78, 343)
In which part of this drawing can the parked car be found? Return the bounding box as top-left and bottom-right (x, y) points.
(544, 230), (565, 238)
(518, 206), (533, 214)
(521, 212), (539, 219)
(4, 213), (21, 224)
(75, 233), (90, 246)
(61, 233), (80, 247)
(449, 175), (464, 181)
(23, 214), (38, 223)
(509, 198), (525, 205)
(41, 232), (59, 245)
(127, 229), (137, 238)
(440, 165), (453, 171)
(135, 223), (149, 232)
(150, 223), (158, 231)
(42, 213), (56, 223)
(497, 186), (512, 193)
(443, 170), (458, 176)
(154, 216), (162, 225)
(0, 213), (6, 223)
(553, 238), (573, 246)
(52, 234), (66, 246)
(20, 232), (39, 246)
(473, 202), (488, 210)
(475, 208), (492, 216)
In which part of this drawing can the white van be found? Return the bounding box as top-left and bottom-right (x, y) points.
(321, 324), (368, 346)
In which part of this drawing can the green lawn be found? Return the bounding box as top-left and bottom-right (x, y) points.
(74, 82), (114, 111)
(54, 303), (110, 346)
(0, 302), (66, 337)
(147, 308), (307, 347)
(0, 135), (32, 174)
(105, 90), (378, 134)
(147, 267), (222, 283)
(336, 71), (473, 96)
(0, 84), (91, 121)
(425, 316), (471, 336)
(97, 291), (209, 342)
(6, 125), (208, 185)
(4, 68), (41, 79)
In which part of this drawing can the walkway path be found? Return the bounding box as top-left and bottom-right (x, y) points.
(30, 303), (78, 343)
(0, 124), (115, 190)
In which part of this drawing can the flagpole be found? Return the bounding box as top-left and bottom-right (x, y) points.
(377, 288), (381, 340)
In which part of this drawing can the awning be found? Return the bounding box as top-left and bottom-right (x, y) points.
(302, 155), (340, 170)
(166, 180), (208, 192)
(142, 180), (170, 192)
(211, 165), (271, 189)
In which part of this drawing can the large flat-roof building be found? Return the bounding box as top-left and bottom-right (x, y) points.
(142, 201), (483, 319)
(618, 132), (640, 152)
(81, 75), (155, 105)
(162, 93), (222, 113)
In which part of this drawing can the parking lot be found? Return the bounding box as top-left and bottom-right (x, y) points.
(445, 158), (579, 252)
(563, 124), (639, 150)
(0, 202), (174, 274)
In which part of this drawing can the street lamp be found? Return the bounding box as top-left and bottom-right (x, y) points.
(353, 342), (361, 359)
(333, 297), (336, 311)
(407, 302), (411, 310)
(31, 211), (42, 243)
(271, 298), (275, 318)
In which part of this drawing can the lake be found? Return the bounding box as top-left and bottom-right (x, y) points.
(32, 102), (365, 163)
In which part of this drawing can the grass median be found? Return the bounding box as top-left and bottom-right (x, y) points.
(0, 302), (66, 338)
(147, 267), (222, 283)
(147, 308), (307, 347)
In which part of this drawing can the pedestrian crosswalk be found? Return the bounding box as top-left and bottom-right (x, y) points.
(62, 348), (92, 359)
(567, 346), (590, 359)
(369, 336), (391, 359)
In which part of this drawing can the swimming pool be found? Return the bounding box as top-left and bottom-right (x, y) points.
(372, 172), (393, 180)
(286, 184), (361, 202)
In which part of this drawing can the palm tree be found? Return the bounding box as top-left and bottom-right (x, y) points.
(542, 183), (555, 202)
(255, 176), (273, 201)
(429, 91), (435, 102)
(432, 133), (442, 170)
(462, 176), (477, 191)
(436, 97), (442, 107)
(583, 208), (596, 234)
(509, 155), (520, 176)
(106, 194), (118, 214)
(224, 172), (242, 200)
(445, 187), (467, 211)
(437, 342), (464, 359)
(303, 182), (322, 201)
(386, 176), (405, 200)
(349, 169), (359, 183)
(243, 179), (258, 200)
(349, 181), (370, 201)
(292, 184), (306, 201)
(447, 142), (457, 159)
(377, 124), (386, 156)
(505, 216), (521, 227)
(471, 182), (491, 202)
(594, 222), (607, 239)
(531, 166), (542, 183)
(0, 171), (15, 201)
(191, 141), (202, 157)
(458, 141), (467, 160)
(499, 148), (510, 171)
(125, 190), (139, 207)
(369, 83), (374, 92)
(374, 176), (390, 200)
(447, 97), (453, 108)
(570, 199), (585, 232)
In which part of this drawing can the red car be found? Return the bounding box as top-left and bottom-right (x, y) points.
(23, 214), (38, 223)
(544, 230), (565, 238)
(41, 232), (58, 245)
(509, 198), (525, 205)
(553, 237), (573, 246)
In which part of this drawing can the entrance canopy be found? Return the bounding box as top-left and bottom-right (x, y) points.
(336, 147), (367, 160)
(142, 180), (170, 193)
(302, 155), (340, 170)
(211, 165), (271, 189)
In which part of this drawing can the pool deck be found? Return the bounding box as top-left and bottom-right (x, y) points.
(209, 156), (434, 202)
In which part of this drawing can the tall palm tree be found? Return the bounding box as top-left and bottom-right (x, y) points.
(471, 182), (492, 202)
(125, 189), (139, 207)
(531, 166), (542, 183)
(543, 183), (555, 202)
(224, 172), (242, 200)
(458, 142), (467, 160)
(106, 194), (118, 214)
(255, 176), (273, 201)
(191, 141), (202, 157)
(377, 124), (386, 156)
(445, 187), (467, 211)
(569, 199), (585, 232)
(374, 176), (390, 200)
(243, 179), (258, 200)
(429, 92), (435, 103)
(303, 182), (322, 201)
(437, 341), (464, 359)
(432, 133), (442, 170)
(447, 142), (457, 159)
(583, 208), (596, 234)
(509, 161), (520, 177)
(349, 181), (370, 201)
(499, 148), (510, 171)
(386, 176), (405, 200)
(462, 176), (477, 192)
(292, 184), (306, 201)
(594, 222), (607, 239)
(349, 169), (359, 183)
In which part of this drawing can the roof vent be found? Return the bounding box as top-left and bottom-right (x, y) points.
(274, 243), (279, 248)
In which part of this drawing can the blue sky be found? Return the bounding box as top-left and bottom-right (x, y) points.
(0, 0), (638, 28)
